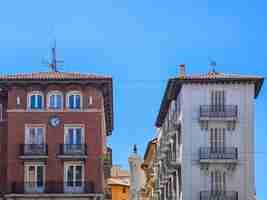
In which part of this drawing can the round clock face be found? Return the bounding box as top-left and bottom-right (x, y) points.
(49, 116), (61, 127)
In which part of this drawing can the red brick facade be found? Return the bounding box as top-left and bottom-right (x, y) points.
(0, 72), (113, 198)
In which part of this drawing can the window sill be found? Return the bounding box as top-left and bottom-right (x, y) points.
(47, 108), (64, 112)
(67, 109), (83, 112)
(27, 109), (45, 112)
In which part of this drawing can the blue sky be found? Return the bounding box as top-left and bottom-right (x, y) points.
(0, 0), (266, 198)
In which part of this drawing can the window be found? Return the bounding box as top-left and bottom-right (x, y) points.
(67, 92), (82, 109)
(211, 90), (225, 111)
(122, 187), (126, 193)
(210, 128), (226, 149)
(48, 91), (63, 109)
(64, 125), (84, 153)
(211, 171), (226, 192)
(64, 162), (84, 193)
(28, 92), (43, 109)
(25, 126), (45, 144)
(25, 126), (45, 154)
(24, 163), (45, 193)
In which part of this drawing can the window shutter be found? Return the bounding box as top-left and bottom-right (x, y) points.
(37, 95), (42, 109)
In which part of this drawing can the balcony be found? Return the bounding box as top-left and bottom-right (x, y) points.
(10, 182), (94, 194)
(200, 191), (238, 200)
(199, 105), (238, 121)
(20, 144), (48, 159)
(199, 147), (238, 164)
(57, 144), (87, 159)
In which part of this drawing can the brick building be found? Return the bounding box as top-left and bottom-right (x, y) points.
(0, 71), (113, 200)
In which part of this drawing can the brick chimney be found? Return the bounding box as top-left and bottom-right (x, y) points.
(179, 64), (186, 79)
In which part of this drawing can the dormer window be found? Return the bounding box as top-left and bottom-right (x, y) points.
(67, 91), (82, 110)
(47, 91), (63, 109)
(28, 92), (44, 109)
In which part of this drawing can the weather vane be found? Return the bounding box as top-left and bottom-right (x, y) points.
(46, 40), (64, 72)
(133, 144), (138, 154)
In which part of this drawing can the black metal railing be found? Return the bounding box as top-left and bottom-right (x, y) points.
(10, 182), (94, 194)
(200, 147), (238, 160)
(200, 105), (238, 119)
(200, 191), (238, 200)
(20, 144), (48, 156)
(59, 144), (87, 155)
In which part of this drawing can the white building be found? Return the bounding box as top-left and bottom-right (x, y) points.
(128, 145), (146, 200)
(155, 65), (264, 200)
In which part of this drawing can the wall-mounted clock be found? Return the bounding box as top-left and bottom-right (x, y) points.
(49, 116), (61, 128)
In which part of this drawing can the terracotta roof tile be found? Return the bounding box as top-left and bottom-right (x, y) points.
(185, 72), (262, 80)
(0, 72), (111, 81)
(108, 177), (130, 186)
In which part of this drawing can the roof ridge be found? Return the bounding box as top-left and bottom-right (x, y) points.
(0, 71), (112, 79)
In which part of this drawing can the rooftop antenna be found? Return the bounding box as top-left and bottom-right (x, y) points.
(47, 40), (64, 72)
(209, 60), (217, 73)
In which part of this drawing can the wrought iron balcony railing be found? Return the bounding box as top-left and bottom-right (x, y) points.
(199, 147), (238, 160)
(10, 182), (94, 194)
(59, 144), (87, 156)
(200, 191), (238, 200)
(20, 144), (48, 156)
(200, 105), (238, 119)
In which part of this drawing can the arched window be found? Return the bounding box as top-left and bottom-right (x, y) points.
(47, 91), (63, 109)
(28, 91), (44, 109)
(67, 91), (82, 109)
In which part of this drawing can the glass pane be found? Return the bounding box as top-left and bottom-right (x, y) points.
(29, 128), (36, 144)
(37, 166), (44, 187)
(56, 95), (62, 109)
(75, 166), (82, 186)
(75, 95), (81, 109)
(50, 95), (55, 108)
(28, 166), (35, 183)
(67, 166), (74, 186)
(69, 95), (74, 109)
(30, 95), (36, 109)
(75, 129), (82, 145)
(37, 95), (42, 109)
(67, 129), (74, 144)
(37, 128), (44, 144)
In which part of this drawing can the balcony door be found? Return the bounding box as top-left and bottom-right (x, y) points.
(24, 164), (45, 193)
(211, 171), (226, 192)
(64, 126), (84, 154)
(64, 163), (84, 193)
(25, 126), (45, 154)
(211, 90), (225, 112)
(210, 128), (225, 150)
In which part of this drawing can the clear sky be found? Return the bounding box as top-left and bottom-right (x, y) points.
(0, 0), (266, 198)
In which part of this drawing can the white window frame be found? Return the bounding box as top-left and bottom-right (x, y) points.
(27, 91), (44, 110)
(47, 91), (63, 110)
(66, 91), (82, 110)
(25, 124), (46, 144)
(64, 124), (85, 145)
(64, 161), (85, 193)
(24, 162), (46, 192)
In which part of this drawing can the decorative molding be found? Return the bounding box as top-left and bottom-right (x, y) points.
(7, 108), (103, 113)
